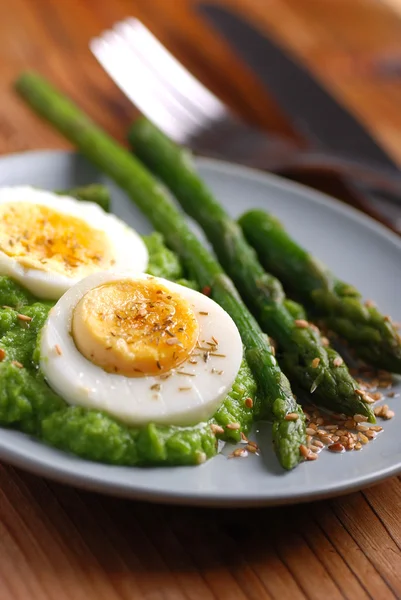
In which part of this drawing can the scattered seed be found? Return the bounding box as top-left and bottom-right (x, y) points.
(358, 432), (369, 444)
(331, 435), (340, 443)
(383, 409), (395, 420)
(354, 442), (362, 450)
(176, 371), (195, 377)
(308, 423), (318, 431)
(229, 448), (247, 458)
(307, 452), (318, 461)
(202, 286), (211, 296)
(311, 357), (320, 368)
(309, 445), (320, 453)
(328, 443), (345, 453)
(306, 427), (316, 436)
(313, 439), (324, 448)
(245, 444), (258, 454)
(245, 397), (253, 409)
(356, 424), (368, 432)
(316, 429), (327, 436)
(11, 360), (23, 368)
(17, 313), (32, 322)
(306, 435), (312, 445)
(240, 432), (249, 442)
(295, 319), (309, 329)
(247, 440), (259, 449)
(299, 444), (309, 458)
(54, 344), (62, 356)
(226, 423), (241, 430)
(333, 357), (343, 367)
(285, 412), (299, 421)
(363, 395), (376, 404)
(355, 389), (366, 397)
(369, 425), (383, 432)
(210, 424), (224, 434)
(387, 391), (399, 398)
(166, 337), (180, 346)
(316, 417), (324, 425)
(354, 414), (368, 423)
(370, 392), (383, 401)
(344, 420), (356, 429)
(325, 424), (339, 431)
(365, 430), (376, 440)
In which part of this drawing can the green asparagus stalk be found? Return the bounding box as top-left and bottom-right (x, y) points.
(15, 71), (306, 469)
(239, 210), (401, 373)
(127, 118), (375, 423)
(57, 183), (111, 211)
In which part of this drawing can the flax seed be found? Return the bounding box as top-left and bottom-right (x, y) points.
(226, 422), (240, 430)
(17, 313), (32, 322)
(295, 319), (309, 329)
(285, 412), (299, 421)
(321, 435), (333, 444)
(358, 433), (369, 444)
(306, 427), (316, 436)
(11, 360), (23, 368)
(354, 414), (368, 423)
(382, 409), (395, 420)
(365, 430), (376, 439)
(299, 444), (309, 458)
(328, 443), (345, 453)
(309, 445), (320, 453)
(354, 442), (362, 450)
(306, 435), (312, 444)
(54, 344), (62, 356)
(313, 439), (324, 448)
(245, 444), (258, 454)
(247, 440), (258, 449)
(311, 357), (320, 368)
(356, 425), (368, 432)
(307, 452), (318, 461)
(369, 425), (383, 432)
(245, 397), (253, 409)
(210, 424), (224, 434)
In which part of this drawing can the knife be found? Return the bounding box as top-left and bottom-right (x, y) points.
(198, 3), (398, 170)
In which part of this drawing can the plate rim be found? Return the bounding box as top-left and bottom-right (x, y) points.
(0, 147), (400, 507)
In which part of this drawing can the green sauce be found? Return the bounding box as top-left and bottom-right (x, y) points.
(0, 233), (256, 466)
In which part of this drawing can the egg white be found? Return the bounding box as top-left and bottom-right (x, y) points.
(40, 272), (243, 427)
(0, 186), (148, 299)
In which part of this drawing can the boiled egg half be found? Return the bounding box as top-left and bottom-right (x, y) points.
(40, 272), (243, 426)
(0, 186), (148, 299)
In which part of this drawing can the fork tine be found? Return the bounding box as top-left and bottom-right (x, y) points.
(118, 19), (225, 120)
(91, 32), (196, 141)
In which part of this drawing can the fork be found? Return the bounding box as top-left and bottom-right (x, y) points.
(90, 18), (401, 201)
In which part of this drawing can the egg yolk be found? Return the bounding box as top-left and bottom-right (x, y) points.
(72, 279), (200, 377)
(0, 202), (114, 277)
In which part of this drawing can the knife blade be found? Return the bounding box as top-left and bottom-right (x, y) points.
(198, 3), (398, 170)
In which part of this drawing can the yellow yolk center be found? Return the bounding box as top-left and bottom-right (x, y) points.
(0, 202), (114, 277)
(72, 279), (200, 377)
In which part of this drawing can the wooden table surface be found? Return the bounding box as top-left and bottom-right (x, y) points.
(2, 0), (401, 598)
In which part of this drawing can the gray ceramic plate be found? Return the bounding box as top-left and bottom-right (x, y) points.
(0, 149), (400, 507)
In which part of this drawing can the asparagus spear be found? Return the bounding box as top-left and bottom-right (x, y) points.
(127, 118), (375, 423)
(15, 71), (306, 469)
(239, 210), (401, 373)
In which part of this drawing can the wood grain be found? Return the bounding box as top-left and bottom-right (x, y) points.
(1, 0), (401, 598)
